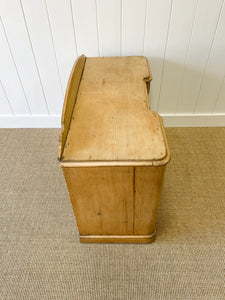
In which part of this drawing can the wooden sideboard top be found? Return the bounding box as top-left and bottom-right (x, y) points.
(58, 55), (170, 167)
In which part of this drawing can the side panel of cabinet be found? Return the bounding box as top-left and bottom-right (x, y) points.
(134, 166), (166, 235)
(62, 166), (134, 235)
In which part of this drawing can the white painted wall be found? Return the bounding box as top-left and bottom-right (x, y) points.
(0, 0), (224, 127)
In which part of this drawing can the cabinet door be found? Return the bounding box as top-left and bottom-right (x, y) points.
(63, 166), (134, 235)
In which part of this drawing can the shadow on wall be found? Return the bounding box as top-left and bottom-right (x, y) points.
(146, 57), (223, 114)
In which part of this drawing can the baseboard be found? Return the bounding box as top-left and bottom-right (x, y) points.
(161, 114), (225, 127)
(0, 114), (224, 128)
(0, 114), (61, 128)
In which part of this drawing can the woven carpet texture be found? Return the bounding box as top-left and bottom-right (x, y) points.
(1, 128), (225, 299)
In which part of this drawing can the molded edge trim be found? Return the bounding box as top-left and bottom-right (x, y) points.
(80, 233), (156, 243)
(60, 111), (171, 167)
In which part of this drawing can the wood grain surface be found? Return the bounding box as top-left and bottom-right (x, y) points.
(59, 56), (170, 243)
(63, 166), (134, 235)
(62, 56), (169, 163)
(58, 55), (86, 160)
(134, 166), (166, 235)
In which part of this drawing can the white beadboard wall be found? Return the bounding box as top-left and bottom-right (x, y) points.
(0, 0), (225, 127)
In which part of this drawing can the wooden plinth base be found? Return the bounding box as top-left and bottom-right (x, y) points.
(80, 233), (156, 244)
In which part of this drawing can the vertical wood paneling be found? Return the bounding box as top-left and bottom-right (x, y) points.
(176, 0), (224, 114)
(1, 0), (48, 114)
(72, 0), (99, 56)
(213, 79), (225, 113)
(0, 0), (224, 127)
(0, 18), (30, 114)
(97, 0), (121, 56)
(46, 0), (78, 94)
(0, 81), (13, 115)
(143, 0), (172, 110)
(122, 0), (146, 56)
(158, 0), (198, 114)
(194, 2), (225, 114)
(21, 0), (63, 114)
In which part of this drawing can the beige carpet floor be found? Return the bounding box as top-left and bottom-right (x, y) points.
(1, 128), (225, 300)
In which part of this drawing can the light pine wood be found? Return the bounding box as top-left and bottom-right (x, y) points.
(60, 112), (170, 168)
(62, 56), (168, 163)
(59, 56), (170, 243)
(62, 166), (134, 235)
(61, 160), (163, 167)
(144, 57), (152, 95)
(80, 234), (156, 243)
(62, 165), (166, 243)
(134, 166), (166, 235)
(58, 55), (86, 160)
